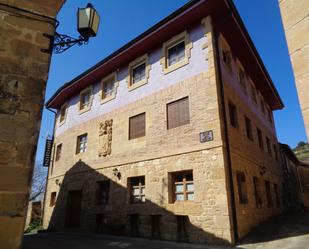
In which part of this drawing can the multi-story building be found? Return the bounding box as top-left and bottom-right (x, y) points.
(279, 0), (309, 141)
(43, 0), (285, 245)
(280, 143), (309, 210)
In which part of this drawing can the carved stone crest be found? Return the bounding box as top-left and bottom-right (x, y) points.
(98, 119), (113, 157)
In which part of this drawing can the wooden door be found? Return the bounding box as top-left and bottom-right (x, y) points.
(66, 190), (82, 228)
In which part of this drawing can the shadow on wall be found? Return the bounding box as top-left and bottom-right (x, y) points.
(240, 211), (309, 244)
(47, 160), (238, 246)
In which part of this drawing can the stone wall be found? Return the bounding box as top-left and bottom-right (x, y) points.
(43, 68), (235, 244)
(217, 35), (284, 239)
(0, 1), (64, 248)
(279, 0), (309, 140)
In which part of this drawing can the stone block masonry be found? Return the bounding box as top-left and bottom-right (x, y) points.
(0, 1), (64, 248)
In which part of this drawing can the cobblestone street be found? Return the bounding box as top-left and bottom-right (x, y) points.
(22, 212), (309, 249)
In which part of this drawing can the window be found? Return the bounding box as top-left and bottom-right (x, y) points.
(260, 98), (265, 115)
(222, 49), (232, 69)
(171, 171), (194, 202)
(55, 143), (62, 161)
(168, 41), (185, 67)
(236, 171), (248, 204)
(238, 69), (246, 92)
(127, 54), (150, 90)
(167, 97), (190, 129)
(162, 31), (192, 74)
(228, 101), (238, 128)
(245, 116), (253, 141)
(96, 180), (110, 205)
(79, 87), (92, 112)
(273, 144), (278, 161)
(268, 110), (273, 124)
(132, 63), (146, 83)
(265, 180), (273, 207)
(76, 133), (87, 154)
(59, 103), (67, 124)
(274, 183), (280, 206)
(253, 177), (262, 208)
(129, 176), (145, 203)
(50, 192), (56, 207)
(101, 73), (118, 103)
(266, 137), (271, 155)
(257, 128), (264, 150)
(129, 113), (146, 140)
(251, 84), (257, 104)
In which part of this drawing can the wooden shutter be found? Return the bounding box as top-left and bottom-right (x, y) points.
(129, 113), (145, 139)
(167, 97), (190, 129)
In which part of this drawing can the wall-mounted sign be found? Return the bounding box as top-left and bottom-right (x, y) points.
(199, 130), (214, 143)
(43, 138), (53, 167)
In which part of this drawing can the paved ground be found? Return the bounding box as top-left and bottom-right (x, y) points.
(22, 212), (309, 249)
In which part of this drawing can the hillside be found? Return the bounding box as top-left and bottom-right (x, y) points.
(293, 143), (309, 162)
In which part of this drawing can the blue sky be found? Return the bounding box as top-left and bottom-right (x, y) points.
(35, 0), (307, 164)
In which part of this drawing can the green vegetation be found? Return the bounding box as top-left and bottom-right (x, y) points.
(293, 142), (309, 162)
(24, 220), (43, 234)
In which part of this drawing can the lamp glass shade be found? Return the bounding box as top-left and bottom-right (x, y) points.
(77, 4), (100, 38)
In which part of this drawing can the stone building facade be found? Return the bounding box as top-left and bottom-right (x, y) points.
(279, 0), (309, 140)
(43, 0), (285, 245)
(0, 1), (64, 248)
(280, 144), (309, 210)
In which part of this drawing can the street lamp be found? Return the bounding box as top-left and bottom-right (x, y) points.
(42, 3), (100, 54)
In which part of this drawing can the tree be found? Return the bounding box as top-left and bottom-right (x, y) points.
(29, 162), (48, 202)
(297, 141), (307, 148)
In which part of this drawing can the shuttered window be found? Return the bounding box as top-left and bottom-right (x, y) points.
(129, 113), (146, 140)
(236, 171), (248, 204)
(167, 97), (190, 129)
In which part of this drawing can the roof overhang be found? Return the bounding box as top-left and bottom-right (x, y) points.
(46, 0), (284, 110)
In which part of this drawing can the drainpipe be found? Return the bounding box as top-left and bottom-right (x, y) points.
(212, 27), (239, 244)
(41, 106), (57, 227)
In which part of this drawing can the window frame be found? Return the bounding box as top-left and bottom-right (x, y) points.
(161, 31), (192, 74)
(257, 128), (264, 150)
(266, 137), (272, 155)
(245, 116), (253, 141)
(171, 170), (194, 203)
(265, 180), (273, 208)
(228, 101), (238, 129)
(59, 102), (68, 125)
(55, 143), (62, 162)
(127, 54), (150, 91)
(76, 133), (88, 154)
(129, 112), (146, 140)
(129, 176), (146, 204)
(79, 86), (93, 114)
(96, 180), (110, 205)
(236, 171), (248, 204)
(100, 72), (119, 104)
(167, 96), (190, 130)
(50, 192), (56, 207)
(237, 62), (247, 93)
(253, 177), (262, 208)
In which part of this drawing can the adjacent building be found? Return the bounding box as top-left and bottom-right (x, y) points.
(280, 144), (309, 210)
(279, 0), (309, 141)
(43, 0), (286, 245)
(0, 1), (64, 248)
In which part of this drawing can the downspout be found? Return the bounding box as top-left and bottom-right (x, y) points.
(212, 27), (239, 244)
(41, 107), (57, 227)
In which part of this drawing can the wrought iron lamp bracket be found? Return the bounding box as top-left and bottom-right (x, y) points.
(42, 32), (89, 54)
